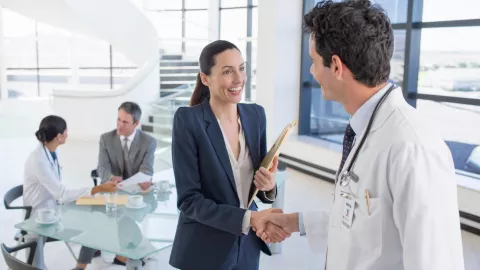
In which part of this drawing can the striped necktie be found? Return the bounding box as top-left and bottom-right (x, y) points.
(123, 138), (132, 179)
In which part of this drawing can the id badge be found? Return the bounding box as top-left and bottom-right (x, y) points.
(341, 196), (355, 231)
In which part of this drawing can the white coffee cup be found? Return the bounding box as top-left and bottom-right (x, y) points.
(38, 208), (56, 222)
(128, 195), (144, 207)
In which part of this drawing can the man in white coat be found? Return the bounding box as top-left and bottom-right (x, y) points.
(251, 1), (465, 269)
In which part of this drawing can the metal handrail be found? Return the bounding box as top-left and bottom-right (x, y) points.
(150, 88), (193, 109)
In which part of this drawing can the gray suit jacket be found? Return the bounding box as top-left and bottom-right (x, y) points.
(97, 129), (157, 183)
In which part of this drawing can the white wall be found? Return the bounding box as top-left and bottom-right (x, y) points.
(0, 8), (6, 100)
(256, 0), (303, 146)
(256, 0), (343, 171)
(255, 0), (480, 219)
(65, 0), (158, 66)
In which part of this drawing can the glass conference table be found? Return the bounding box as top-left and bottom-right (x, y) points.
(15, 168), (179, 270)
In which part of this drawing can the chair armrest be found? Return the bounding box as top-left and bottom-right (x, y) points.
(6, 205), (32, 220)
(91, 169), (99, 186)
(2, 241), (38, 265)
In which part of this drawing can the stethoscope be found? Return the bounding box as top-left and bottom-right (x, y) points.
(42, 145), (61, 178)
(338, 84), (397, 190)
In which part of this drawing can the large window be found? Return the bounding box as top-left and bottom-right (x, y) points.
(2, 2), (260, 101)
(185, 10), (209, 58)
(145, 10), (183, 55)
(144, 0), (209, 57)
(220, 0), (257, 101)
(418, 27), (480, 98)
(1, 8), (137, 98)
(299, 0), (480, 177)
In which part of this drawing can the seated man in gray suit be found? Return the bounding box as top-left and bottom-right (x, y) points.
(98, 101), (156, 187)
(73, 102), (157, 270)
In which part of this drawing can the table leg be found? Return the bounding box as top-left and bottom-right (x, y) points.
(270, 168), (287, 254)
(126, 258), (143, 270)
(31, 235), (46, 269)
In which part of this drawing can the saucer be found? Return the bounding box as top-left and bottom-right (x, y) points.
(125, 202), (147, 209)
(35, 215), (60, 225)
(156, 190), (172, 195)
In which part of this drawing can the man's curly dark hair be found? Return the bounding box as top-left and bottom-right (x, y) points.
(304, 0), (393, 87)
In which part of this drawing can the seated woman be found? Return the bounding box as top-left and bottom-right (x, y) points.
(169, 40), (289, 270)
(23, 115), (117, 268)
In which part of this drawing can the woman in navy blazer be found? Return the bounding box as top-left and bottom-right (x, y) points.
(169, 40), (289, 270)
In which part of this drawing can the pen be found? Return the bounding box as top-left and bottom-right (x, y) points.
(365, 189), (371, 216)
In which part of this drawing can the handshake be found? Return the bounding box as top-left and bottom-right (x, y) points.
(250, 208), (299, 244)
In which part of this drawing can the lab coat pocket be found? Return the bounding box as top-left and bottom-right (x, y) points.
(351, 197), (383, 257)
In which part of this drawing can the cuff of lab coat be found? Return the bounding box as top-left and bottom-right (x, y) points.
(299, 212), (306, 236)
(303, 210), (330, 254)
(242, 210), (252, 235)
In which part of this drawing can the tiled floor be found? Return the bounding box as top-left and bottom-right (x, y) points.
(1, 104), (479, 269)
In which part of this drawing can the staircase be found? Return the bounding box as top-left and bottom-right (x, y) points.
(159, 55), (198, 97)
(141, 54), (198, 149)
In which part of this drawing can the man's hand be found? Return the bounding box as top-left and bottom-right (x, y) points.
(256, 213), (300, 244)
(254, 156), (278, 192)
(110, 176), (122, 184)
(262, 222), (291, 243)
(250, 208), (291, 243)
(250, 208), (283, 233)
(138, 181), (153, 191)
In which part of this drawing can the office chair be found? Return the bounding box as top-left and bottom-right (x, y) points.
(91, 169), (99, 186)
(1, 241), (41, 270)
(4, 185), (32, 253)
(3, 185), (77, 261)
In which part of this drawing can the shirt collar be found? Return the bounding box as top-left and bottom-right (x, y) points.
(120, 129), (137, 142)
(216, 117), (244, 141)
(349, 83), (392, 136)
(216, 117), (242, 127)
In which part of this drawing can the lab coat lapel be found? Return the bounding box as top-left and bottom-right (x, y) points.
(40, 144), (61, 180)
(369, 87), (403, 132)
(336, 87), (403, 181)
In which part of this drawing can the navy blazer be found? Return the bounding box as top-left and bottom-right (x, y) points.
(169, 99), (275, 270)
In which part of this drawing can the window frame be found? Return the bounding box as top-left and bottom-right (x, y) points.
(299, 0), (480, 177)
(299, 0), (480, 133)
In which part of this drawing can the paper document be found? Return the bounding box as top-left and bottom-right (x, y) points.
(117, 172), (152, 194)
(247, 120), (297, 208)
(76, 195), (129, 205)
(260, 121), (297, 170)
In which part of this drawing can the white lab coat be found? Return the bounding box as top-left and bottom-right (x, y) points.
(22, 143), (92, 268)
(23, 143), (92, 215)
(303, 88), (465, 270)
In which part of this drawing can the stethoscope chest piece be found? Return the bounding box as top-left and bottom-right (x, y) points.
(340, 170), (359, 187)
